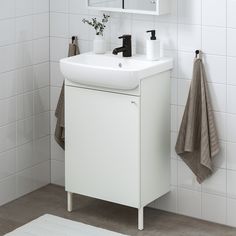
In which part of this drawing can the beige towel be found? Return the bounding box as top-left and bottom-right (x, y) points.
(54, 37), (80, 150)
(175, 54), (220, 183)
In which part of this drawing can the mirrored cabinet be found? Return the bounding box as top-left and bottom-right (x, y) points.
(87, 0), (170, 15)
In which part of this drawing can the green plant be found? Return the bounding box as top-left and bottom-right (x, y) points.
(82, 14), (110, 36)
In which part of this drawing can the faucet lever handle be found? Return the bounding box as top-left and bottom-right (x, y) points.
(118, 34), (131, 40)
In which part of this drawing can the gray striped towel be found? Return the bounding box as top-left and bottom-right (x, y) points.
(175, 54), (220, 183)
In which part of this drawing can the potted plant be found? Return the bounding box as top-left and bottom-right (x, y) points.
(82, 14), (110, 54)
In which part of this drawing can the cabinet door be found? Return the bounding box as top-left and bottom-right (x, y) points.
(65, 87), (140, 208)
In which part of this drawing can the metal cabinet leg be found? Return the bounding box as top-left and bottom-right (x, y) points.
(67, 192), (73, 212)
(138, 207), (144, 230)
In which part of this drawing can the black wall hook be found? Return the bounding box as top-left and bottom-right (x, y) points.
(195, 50), (200, 58)
(71, 36), (77, 43)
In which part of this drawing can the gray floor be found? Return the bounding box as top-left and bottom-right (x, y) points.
(0, 185), (236, 236)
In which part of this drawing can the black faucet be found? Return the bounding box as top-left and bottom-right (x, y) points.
(112, 35), (132, 57)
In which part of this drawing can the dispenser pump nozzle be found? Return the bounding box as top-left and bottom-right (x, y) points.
(146, 30), (156, 40)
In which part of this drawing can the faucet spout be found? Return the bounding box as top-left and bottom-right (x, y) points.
(112, 46), (126, 55)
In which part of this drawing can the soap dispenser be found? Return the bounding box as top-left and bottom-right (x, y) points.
(146, 30), (161, 61)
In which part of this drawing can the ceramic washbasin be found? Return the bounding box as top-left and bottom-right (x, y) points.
(60, 52), (173, 90)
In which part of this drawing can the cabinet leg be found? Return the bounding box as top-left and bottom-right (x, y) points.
(67, 192), (73, 212)
(138, 207), (144, 230)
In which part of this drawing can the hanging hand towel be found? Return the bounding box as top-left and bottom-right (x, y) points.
(54, 36), (80, 150)
(175, 52), (220, 184)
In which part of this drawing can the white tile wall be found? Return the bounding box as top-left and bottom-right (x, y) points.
(0, 0), (50, 206)
(47, 0), (236, 228)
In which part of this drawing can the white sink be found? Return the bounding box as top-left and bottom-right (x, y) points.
(60, 52), (173, 90)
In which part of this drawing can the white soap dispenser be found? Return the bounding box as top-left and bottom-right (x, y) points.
(146, 30), (161, 61)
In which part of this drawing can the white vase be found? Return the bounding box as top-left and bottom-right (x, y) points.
(93, 35), (106, 54)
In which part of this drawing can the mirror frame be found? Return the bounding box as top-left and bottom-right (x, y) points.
(86, 0), (168, 16)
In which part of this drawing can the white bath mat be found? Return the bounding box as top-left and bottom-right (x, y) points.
(5, 214), (128, 236)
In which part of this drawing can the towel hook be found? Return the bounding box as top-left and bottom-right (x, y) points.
(71, 36), (77, 43)
(195, 50), (200, 58)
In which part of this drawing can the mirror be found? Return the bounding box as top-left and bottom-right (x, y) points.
(87, 0), (170, 15)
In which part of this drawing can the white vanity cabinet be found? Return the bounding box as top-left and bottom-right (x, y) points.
(65, 71), (171, 230)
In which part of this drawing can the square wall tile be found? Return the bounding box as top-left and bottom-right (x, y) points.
(178, 188), (201, 219)
(155, 23), (177, 50)
(208, 83), (226, 112)
(0, 123), (16, 153)
(50, 13), (69, 38)
(15, 41), (33, 68)
(227, 142), (236, 171)
(202, 169), (226, 196)
(227, 85), (236, 114)
(213, 142), (226, 169)
(31, 161), (50, 190)
(17, 92), (34, 119)
(16, 141), (34, 171)
(0, 71), (17, 100)
(202, 0), (226, 27)
(50, 0), (69, 13)
(178, 52), (194, 79)
(33, 0), (49, 14)
(15, 16), (33, 43)
(0, 0), (15, 20)
(34, 112), (50, 139)
(178, 24), (201, 52)
(227, 57), (236, 86)
(227, 170), (236, 199)
(203, 54), (226, 84)
(33, 136), (50, 165)
(0, 19), (15, 46)
(0, 45), (16, 73)
(69, 0), (88, 14)
(0, 97), (16, 126)
(227, 0), (236, 29)
(0, 176), (16, 206)
(50, 62), (64, 87)
(178, 0), (201, 25)
(51, 160), (65, 186)
(171, 105), (178, 132)
(17, 66), (34, 94)
(214, 112), (226, 141)
(33, 38), (49, 64)
(171, 132), (178, 159)
(51, 136), (65, 162)
(157, 187), (178, 213)
(202, 193), (226, 224)
(15, 0), (33, 17)
(227, 28), (236, 57)
(178, 160), (201, 191)
(34, 63), (50, 89)
(33, 13), (49, 39)
(17, 117), (34, 146)
(0, 149), (16, 180)
(227, 198), (236, 227)
(177, 79), (191, 106)
(227, 114), (236, 142)
(34, 87), (50, 114)
(50, 37), (69, 62)
(202, 26), (226, 55)
(171, 159), (178, 186)
(171, 78), (178, 105)
(16, 168), (33, 198)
